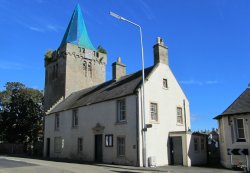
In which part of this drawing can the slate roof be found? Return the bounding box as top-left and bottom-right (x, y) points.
(59, 4), (95, 50)
(49, 66), (155, 114)
(214, 87), (250, 119)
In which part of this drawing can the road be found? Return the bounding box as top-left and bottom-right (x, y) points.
(0, 156), (242, 173)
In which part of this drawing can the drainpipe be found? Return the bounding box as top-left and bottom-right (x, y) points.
(183, 99), (189, 166)
(136, 92), (140, 166)
(137, 88), (147, 167)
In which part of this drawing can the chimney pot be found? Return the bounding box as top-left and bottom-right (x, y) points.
(154, 37), (168, 66)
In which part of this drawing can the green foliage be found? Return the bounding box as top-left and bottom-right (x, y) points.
(0, 82), (44, 146)
(44, 49), (54, 65)
(45, 50), (53, 59)
(97, 45), (107, 54)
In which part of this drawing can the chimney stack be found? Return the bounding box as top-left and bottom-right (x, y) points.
(153, 37), (168, 66)
(112, 57), (126, 80)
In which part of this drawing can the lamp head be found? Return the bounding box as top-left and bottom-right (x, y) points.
(109, 11), (124, 20)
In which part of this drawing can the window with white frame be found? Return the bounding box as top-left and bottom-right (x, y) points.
(150, 103), (158, 121)
(105, 135), (113, 147)
(117, 137), (125, 157)
(194, 137), (199, 152)
(77, 138), (83, 152)
(54, 137), (62, 153)
(55, 113), (60, 130)
(235, 118), (246, 142)
(177, 107), (183, 124)
(72, 109), (78, 128)
(163, 78), (168, 88)
(117, 99), (126, 122)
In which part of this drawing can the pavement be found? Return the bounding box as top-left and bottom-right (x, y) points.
(0, 156), (245, 173)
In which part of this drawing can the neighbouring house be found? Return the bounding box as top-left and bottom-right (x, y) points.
(207, 129), (220, 165)
(43, 4), (207, 167)
(214, 86), (250, 170)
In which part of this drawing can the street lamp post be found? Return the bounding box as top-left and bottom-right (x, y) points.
(110, 11), (147, 167)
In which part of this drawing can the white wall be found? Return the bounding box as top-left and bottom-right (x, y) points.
(44, 63), (191, 167)
(139, 63), (191, 166)
(188, 134), (207, 165)
(44, 95), (138, 166)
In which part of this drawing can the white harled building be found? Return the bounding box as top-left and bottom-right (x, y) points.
(44, 4), (207, 167)
(214, 86), (250, 170)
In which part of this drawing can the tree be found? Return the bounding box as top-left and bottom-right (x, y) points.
(44, 49), (54, 65)
(0, 82), (44, 150)
(97, 45), (107, 54)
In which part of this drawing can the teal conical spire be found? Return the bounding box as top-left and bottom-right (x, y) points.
(60, 4), (95, 50)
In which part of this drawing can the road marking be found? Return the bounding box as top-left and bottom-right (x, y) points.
(4, 158), (22, 162)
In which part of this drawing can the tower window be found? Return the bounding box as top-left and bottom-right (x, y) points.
(83, 61), (87, 77)
(88, 62), (92, 77)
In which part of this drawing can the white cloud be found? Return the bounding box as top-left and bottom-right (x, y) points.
(23, 23), (63, 33)
(28, 26), (45, 32)
(138, 0), (155, 20)
(0, 61), (25, 70)
(47, 24), (64, 32)
(190, 113), (200, 121)
(180, 80), (219, 86)
(205, 80), (218, 84)
(180, 80), (203, 85)
(47, 25), (58, 32)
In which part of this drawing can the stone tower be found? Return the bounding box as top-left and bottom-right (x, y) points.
(44, 4), (107, 112)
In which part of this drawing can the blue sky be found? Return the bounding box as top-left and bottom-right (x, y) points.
(0, 0), (249, 131)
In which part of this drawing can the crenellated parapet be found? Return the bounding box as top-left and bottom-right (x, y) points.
(45, 44), (107, 67)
